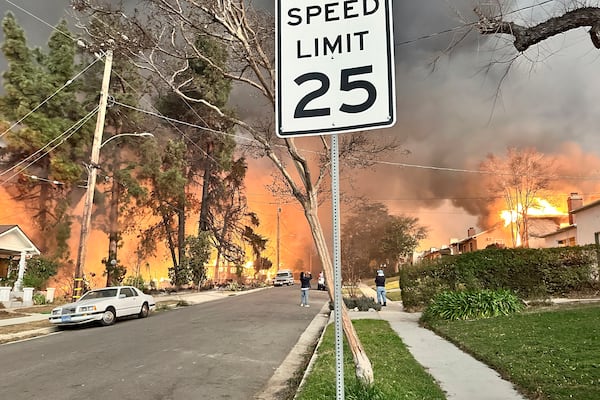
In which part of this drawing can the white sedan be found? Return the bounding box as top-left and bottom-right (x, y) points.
(49, 286), (156, 327)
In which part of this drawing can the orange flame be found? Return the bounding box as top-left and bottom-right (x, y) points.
(500, 197), (566, 226)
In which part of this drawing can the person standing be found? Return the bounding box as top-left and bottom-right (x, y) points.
(300, 271), (312, 307)
(317, 271), (325, 290)
(375, 270), (387, 306)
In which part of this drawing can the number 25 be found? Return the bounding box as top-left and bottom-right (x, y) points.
(293, 66), (377, 118)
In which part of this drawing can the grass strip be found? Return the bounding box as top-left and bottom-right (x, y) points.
(427, 303), (600, 400)
(296, 319), (446, 400)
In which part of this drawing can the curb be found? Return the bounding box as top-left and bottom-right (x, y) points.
(0, 326), (57, 343)
(293, 303), (331, 399)
(255, 302), (331, 400)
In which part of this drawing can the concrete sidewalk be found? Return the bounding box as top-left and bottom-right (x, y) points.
(357, 284), (525, 400)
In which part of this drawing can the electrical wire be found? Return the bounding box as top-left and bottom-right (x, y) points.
(4, 0), (591, 186)
(0, 56), (102, 139)
(0, 106), (99, 185)
(396, 0), (558, 47)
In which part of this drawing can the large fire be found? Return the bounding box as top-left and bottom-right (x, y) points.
(500, 197), (567, 227)
(499, 196), (568, 247)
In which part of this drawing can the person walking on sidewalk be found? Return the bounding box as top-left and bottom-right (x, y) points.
(300, 271), (312, 307)
(375, 269), (387, 306)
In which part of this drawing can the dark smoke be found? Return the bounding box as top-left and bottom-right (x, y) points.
(2, 1), (600, 250)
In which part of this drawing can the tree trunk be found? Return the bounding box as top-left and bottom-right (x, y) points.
(162, 213), (179, 273)
(304, 199), (374, 385)
(37, 156), (51, 252)
(178, 205), (185, 271)
(198, 141), (213, 233)
(107, 168), (120, 286)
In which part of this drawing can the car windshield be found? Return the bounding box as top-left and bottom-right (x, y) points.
(80, 288), (118, 301)
(276, 273), (289, 277)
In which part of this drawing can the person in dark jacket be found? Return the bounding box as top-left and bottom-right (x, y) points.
(375, 270), (387, 306)
(300, 271), (312, 307)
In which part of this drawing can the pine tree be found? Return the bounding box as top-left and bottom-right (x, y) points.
(0, 13), (91, 259)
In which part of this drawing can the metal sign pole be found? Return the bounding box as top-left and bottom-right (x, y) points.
(331, 133), (344, 399)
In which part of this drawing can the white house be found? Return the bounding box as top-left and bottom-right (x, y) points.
(0, 225), (41, 291)
(571, 198), (600, 246)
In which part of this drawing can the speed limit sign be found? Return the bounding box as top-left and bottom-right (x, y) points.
(275, 0), (396, 138)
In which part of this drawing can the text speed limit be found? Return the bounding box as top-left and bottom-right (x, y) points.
(276, 0), (396, 138)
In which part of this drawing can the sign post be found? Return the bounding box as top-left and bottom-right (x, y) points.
(276, 1), (395, 398)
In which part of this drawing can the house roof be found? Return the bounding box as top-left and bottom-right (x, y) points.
(528, 218), (562, 238)
(0, 225), (41, 256)
(537, 224), (577, 239)
(452, 223), (504, 245)
(0, 225), (17, 235)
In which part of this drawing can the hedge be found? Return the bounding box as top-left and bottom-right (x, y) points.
(400, 245), (600, 310)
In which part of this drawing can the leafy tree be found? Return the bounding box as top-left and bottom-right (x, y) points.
(0, 14), (91, 259)
(154, 35), (241, 283)
(342, 203), (390, 283)
(342, 202), (428, 282)
(137, 138), (188, 280)
(480, 147), (555, 248)
(241, 214), (269, 278)
(101, 256), (126, 286)
(208, 157), (253, 280)
(380, 215), (428, 272)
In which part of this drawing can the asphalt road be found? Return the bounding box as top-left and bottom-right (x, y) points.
(0, 286), (329, 400)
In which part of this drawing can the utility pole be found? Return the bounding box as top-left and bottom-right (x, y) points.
(276, 206), (281, 270)
(73, 49), (113, 299)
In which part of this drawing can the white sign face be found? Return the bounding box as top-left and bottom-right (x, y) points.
(276, 0), (396, 138)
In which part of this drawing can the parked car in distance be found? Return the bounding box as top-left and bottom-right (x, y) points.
(49, 286), (156, 327)
(273, 270), (294, 286)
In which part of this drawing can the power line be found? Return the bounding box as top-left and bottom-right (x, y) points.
(0, 55), (102, 139)
(7, 0), (593, 186)
(4, 0), (75, 40)
(0, 106), (99, 185)
(395, 0), (557, 47)
(86, 11), (239, 167)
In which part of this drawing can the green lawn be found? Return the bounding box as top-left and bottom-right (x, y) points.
(296, 319), (446, 400)
(427, 303), (600, 400)
(385, 279), (399, 290)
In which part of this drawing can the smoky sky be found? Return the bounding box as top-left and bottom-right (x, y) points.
(2, 0), (600, 248)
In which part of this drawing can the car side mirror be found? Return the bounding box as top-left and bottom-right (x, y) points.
(119, 294), (126, 299)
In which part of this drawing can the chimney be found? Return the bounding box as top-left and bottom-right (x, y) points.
(567, 193), (583, 225)
(467, 227), (476, 237)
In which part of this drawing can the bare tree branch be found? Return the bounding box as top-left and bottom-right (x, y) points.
(475, 6), (600, 51)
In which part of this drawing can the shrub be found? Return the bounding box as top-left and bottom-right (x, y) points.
(22, 256), (59, 290)
(33, 293), (46, 305)
(401, 245), (600, 309)
(422, 289), (525, 322)
(123, 275), (145, 291)
(329, 296), (381, 311)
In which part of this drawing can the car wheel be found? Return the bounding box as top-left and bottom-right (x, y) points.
(139, 303), (149, 318)
(100, 308), (116, 326)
